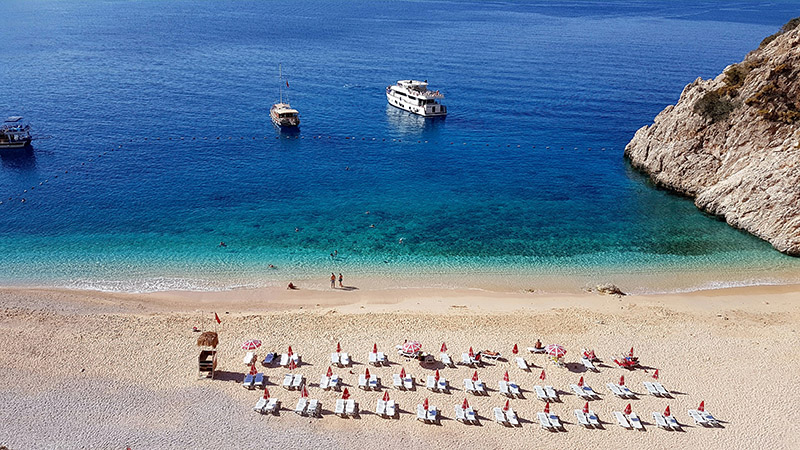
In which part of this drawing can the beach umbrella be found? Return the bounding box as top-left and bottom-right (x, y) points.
(583, 402), (589, 414)
(472, 371), (479, 382)
(441, 342), (447, 353)
(475, 353), (481, 361)
(653, 369), (660, 379)
(336, 342), (341, 353)
(423, 398), (429, 410)
(503, 400), (510, 412)
(288, 346), (294, 357)
(512, 344), (519, 354)
(434, 370), (440, 381)
(578, 376), (584, 387)
(624, 403), (632, 415)
(619, 375), (625, 386)
(263, 387), (270, 399)
(326, 366), (333, 377)
(288, 359), (297, 371)
(544, 402), (550, 414)
(241, 339), (262, 350)
(249, 364), (258, 376)
(664, 405), (671, 416)
(628, 347), (634, 358)
(365, 368), (371, 379)
(342, 388), (350, 400)
(402, 341), (422, 354)
(301, 385), (309, 399)
(698, 401), (705, 412)
(462, 398), (469, 410)
(468, 347), (475, 358)
(539, 370), (546, 381)
(503, 371), (510, 382)
(373, 343), (378, 353)
(382, 391), (390, 402)
(400, 367), (406, 378)
(545, 344), (567, 358)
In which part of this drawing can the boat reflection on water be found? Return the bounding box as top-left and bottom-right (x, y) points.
(0, 145), (36, 170)
(274, 124), (301, 137)
(385, 104), (445, 137)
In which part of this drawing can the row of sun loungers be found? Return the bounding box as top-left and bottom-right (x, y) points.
(607, 382), (636, 399)
(493, 407), (520, 427)
(417, 405), (440, 424)
(368, 351), (388, 366)
(537, 411), (565, 431)
(614, 411), (644, 430)
(319, 374), (340, 390)
(330, 352), (351, 367)
(653, 412), (681, 430)
(454, 405), (478, 424)
(282, 373), (305, 390)
(688, 409), (721, 427)
(460, 353), (481, 367)
(463, 379), (487, 395)
(569, 383), (600, 400)
(334, 399), (359, 417)
(358, 374), (381, 390)
(574, 409), (601, 428)
(643, 381), (671, 397)
(426, 375), (449, 392)
(375, 399), (397, 418)
(295, 398), (320, 417)
(440, 352), (454, 367)
(242, 372), (265, 390)
(253, 397), (280, 414)
(393, 373), (415, 390)
(534, 385), (559, 402)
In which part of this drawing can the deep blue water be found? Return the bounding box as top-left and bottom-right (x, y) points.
(1, 0), (799, 292)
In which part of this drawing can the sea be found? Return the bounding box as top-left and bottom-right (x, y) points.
(1, 0), (799, 293)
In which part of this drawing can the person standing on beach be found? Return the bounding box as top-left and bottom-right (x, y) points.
(338, 273), (343, 288)
(330, 273), (336, 288)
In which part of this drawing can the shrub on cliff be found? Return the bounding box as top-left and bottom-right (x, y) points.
(759, 17), (800, 48)
(694, 90), (736, 123)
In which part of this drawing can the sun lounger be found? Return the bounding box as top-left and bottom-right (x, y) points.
(688, 409), (707, 426)
(666, 414), (681, 430)
(538, 412), (555, 431)
(404, 376), (413, 390)
(454, 405), (467, 423)
(282, 373), (294, 389)
(427, 407), (439, 424)
(341, 353), (350, 366)
(544, 386), (559, 401)
(253, 373), (264, 389)
(516, 357), (529, 370)
(474, 379), (486, 395)
(393, 374), (403, 389)
(292, 354), (301, 366)
(508, 382), (521, 398)
(320, 375), (330, 390)
(346, 399), (357, 416)
(440, 353), (453, 367)
(466, 407), (477, 423)
(336, 399), (346, 416)
(549, 413), (564, 430)
(701, 411), (719, 426)
(628, 412), (644, 430)
(294, 398), (308, 415)
(331, 353), (340, 366)
(265, 398), (279, 414)
(583, 385), (599, 398)
(494, 407), (509, 426)
(528, 346), (546, 354)
(377, 352), (387, 365)
(261, 352), (275, 366)
(426, 375), (436, 391)
(329, 375), (340, 390)
(417, 404), (428, 422)
(368, 352), (377, 365)
(254, 397), (267, 413)
(358, 374), (368, 390)
(614, 411), (631, 429)
(652, 412), (669, 429)
(242, 373), (255, 389)
(307, 399), (320, 417)
(606, 383), (625, 398)
(587, 410), (600, 427)
(643, 381), (659, 396)
(386, 400), (396, 418)
(534, 385), (548, 401)
(279, 353), (289, 367)
(653, 382), (670, 397)
(498, 381), (510, 397)
(463, 379), (475, 394)
(368, 377), (379, 391)
(243, 352), (255, 366)
(480, 351), (501, 361)
(575, 410), (591, 427)
(437, 377), (448, 392)
(291, 374), (304, 389)
(619, 385), (636, 398)
(376, 399), (386, 416)
(571, 384), (592, 400)
(581, 356), (597, 371)
(506, 407), (519, 426)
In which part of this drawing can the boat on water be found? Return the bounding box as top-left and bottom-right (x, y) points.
(270, 65), (300, 128)
(0, 117), (32, 149)
(386, 80), (447, 117)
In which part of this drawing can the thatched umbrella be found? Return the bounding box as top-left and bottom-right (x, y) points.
(197, 331), (218, 348)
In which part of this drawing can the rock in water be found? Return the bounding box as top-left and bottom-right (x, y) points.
(595, 283), (626, 296)
(624, 18), (800, 255)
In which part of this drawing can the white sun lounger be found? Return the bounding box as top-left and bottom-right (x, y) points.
(494, 407), (510, 426)
(474, 379), (486, 395)
(528, 346), (546, 354)
(376, 399), (386, 416)
(688, 409), (707, 425)
(306, 399), (320, 417)
(243, 352), (255, 366)
(329, 375), (340, 390)
(393, 374), (404, 389)
(463, 379), (475, 394)
(320, 375), (331, 390)
(261, 353), (275, 366)
(571, 384), (592, 399)
(516, 357), (529, 370)
(346, 399), (357, 416)
(341, 353), (350, 366)
(440, 353), (453, 367)
(242, 373), (255, 389)
(581, 356), (597, 371)
(426, 375), (437, 391)
(335, 399), (346, 416)
(607, 383), (625, 398)
(588, 410), (600, 427)
(254, 397), (267, 413)
(498, 381), (510, 397)
(279, 353), (289, 367)
(652, 412), (669, 429)
(282, 373), (293, 389)
(427, 407), (439, 424)
(331, 353), (341, 366)
(544, 386), (558, 401)
(417, 404), (428, 422)
(404, 375), (414, 390)
(653, 382), (670, 397)
(619, 385), (636, 398)
(701, 411), (719, 426)
(454, 405), (467, 422)
(253, 373), (264, 389)
(575, 410), (591, 427)
(614, 411), (631, 428)
(583, 384), (600, 398)
(368, 352), (378, 365)
(265, 398), (279, 414)
(643, 381), (659, 396)
(437, 377), (448, 392)
(509, 382), (521, 398)
(386, 400), (396, 418)
(534, 385), (548, 401)
(460, 353), (478, 367)
(506, 407), (520, 427)
(466, 407), (477, 423)
(666, 414), (681, 430)
(368, 377), (379, 390)
(538, 412), (555, 431)
(291, 374), (304, 389)
(358, 374), (369, 390)
(294, 398), (308, 415)
(377, 352), (386, 365)
(549, 413), (564, 430)
(628, 412), (644, 430)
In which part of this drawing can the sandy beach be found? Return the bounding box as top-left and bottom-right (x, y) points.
(2, 284), (799, 449)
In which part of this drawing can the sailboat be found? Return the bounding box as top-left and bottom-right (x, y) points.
(270, 64), (300, 128)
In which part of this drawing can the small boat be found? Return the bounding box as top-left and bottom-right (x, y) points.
(0, 116), (32, 149)
(386, 80), (447, 117)
(271, 65), (300, 128)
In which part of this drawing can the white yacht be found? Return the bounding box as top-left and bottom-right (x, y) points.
(386, 80), (447, 117)
(270, 65), (300, 128)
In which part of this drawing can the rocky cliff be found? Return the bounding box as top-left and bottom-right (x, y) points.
(625, 19), (800, 255)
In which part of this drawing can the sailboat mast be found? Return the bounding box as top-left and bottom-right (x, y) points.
(279, 63), (283, 104)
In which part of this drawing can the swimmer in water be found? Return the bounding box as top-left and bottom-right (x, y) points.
(219, 241), (227, 247)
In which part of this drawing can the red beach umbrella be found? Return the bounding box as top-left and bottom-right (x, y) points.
(400, 367), (406, 378)
(545, 344), (567, 358)
(512, 344), (519, 355)
(249, 364), (258, 376)
(423, 398), (429, 410)
(503, 371), (510, 382)
(288, 359), (297, 371)
(326, 366), (333, 377)
(664, 405), (671, 417)
(365, 368), (371, 379)
(539, 370), (546, 381)
(578, 376), (584, 387)
(582, 402), (589, 414)
(544, 402), (550, 414)
(441, 342), (447, 353)
(624, 403), (632, 415)
(462, 398), (469, 410)
(653, 369), (660, 380)
(287, 346), (294, 357)
(619, 375), (625, 386)
(402, 341), (422, 353)
(263, 387), (270, 399)
(475, 353), (481, 361)
(503, 400), (510, 412)
(472, 371), (479, 382)
(342, 388), (350, 400)
(382, 391), (390, 402)
(241, 339), (262, 350)
(468, 347), (475, 358)
(336, 342), (341, 353)
(434, 370), (440, 381)
(698, 401), (705, 412)
(628, 347), (634, 358)
(373, 343), (378, 353)
(301, 385), (309, 398)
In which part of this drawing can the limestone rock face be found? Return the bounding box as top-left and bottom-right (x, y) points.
(625, 25), (800, 255)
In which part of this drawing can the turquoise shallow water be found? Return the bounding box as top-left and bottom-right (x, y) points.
(1, 0), (799, 292)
